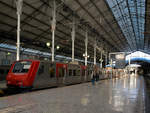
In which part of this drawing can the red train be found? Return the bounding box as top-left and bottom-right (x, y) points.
(6, 59), (93, 89)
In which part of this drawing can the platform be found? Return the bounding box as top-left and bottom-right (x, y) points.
(0, 81), (7, 89)
(0, 75), (145, 113)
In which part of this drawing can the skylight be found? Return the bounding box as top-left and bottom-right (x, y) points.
(106, 0), (145, 50)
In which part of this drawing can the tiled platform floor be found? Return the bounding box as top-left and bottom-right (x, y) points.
(0, 75), (145, 113)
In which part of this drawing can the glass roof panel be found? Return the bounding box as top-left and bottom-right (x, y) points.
(106, 0), (145, 50)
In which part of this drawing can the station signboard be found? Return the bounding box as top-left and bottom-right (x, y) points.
(115, 54), (126, 69)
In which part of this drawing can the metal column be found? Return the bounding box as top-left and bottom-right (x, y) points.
(129, 56), (131, 65)
(16, 0), (23, 61)
(105, 53), (107, 67)
(84, 30), (88, 81)
(110, 59), (113, 79)
(71, 18), (75, 62)
(85, 31), (88, 66)
(94, 40), (96, 65)
(100, 51), (103, 68)
(51, 0), (56, 62)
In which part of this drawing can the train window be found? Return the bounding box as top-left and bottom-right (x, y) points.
(13, 61), (32, 73)
(50, 68), (55, 78)
(38, 65), (44, 75)
(73, 70), (76, 76)
(0, 69), (4, 74)
(69, 70), (72, 76)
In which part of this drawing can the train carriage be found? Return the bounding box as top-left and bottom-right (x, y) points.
(6, 59), (122, 89)
(6, 60), (88, 89)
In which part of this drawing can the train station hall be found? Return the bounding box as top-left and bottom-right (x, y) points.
(0, 0), (150, 113)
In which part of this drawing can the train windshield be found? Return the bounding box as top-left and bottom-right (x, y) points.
(12, 61), (32, 73)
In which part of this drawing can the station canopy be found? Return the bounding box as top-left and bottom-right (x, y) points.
(0, 0), (149, 61)
(126, 51), (150, 63)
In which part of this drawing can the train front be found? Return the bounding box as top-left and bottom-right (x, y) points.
(6, 60), (39, 88)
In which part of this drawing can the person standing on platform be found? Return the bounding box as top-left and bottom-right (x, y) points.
(95, 72), (99, 83)
(95, 66), (99, 83)
(91, 71), (94, 85)
(91, 65), (98, 85)
(91, 70), (95, 85)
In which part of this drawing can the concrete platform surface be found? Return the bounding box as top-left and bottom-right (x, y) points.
(0, 75), (145, 113)
(0, 81), (7, 89)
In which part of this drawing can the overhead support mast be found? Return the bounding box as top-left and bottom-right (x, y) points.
(85, 30), (88, 66)
(16, 0), (23, 61)
(51, 0), (56, 62)
(94, 39), (96, 65)
(100, 51), (103, 68)
(71, 17), (75, 62)
(105, 52), (108, 67)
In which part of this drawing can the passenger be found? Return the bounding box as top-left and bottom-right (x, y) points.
(91, 71), (96, 85)
(95, 72), (99, 82)
(92, 74), (96, 85)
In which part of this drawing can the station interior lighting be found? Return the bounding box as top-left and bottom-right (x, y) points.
(99, 59), (103, 62)
(44, 58), (48, 60)
(7, 52), (11, 55)
(83, 53), (85, 57)
(113, 61), (116, 64)
(83, 53), (90, 58)
(46, 42), (51, 47)
(56, 45), (60, 50)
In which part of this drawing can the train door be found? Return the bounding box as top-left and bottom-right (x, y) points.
(76, 67), (81, 83)
(33, 62), (57, 88)
(86, 66), (93, 82)
(86, 68), (91, 82)
(49, 63), (57, 86)
(56, 63), (67, 86)
(81, 66), (85, 82)
(85, 66), (92, 82)
(64, 67), (73, 85)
